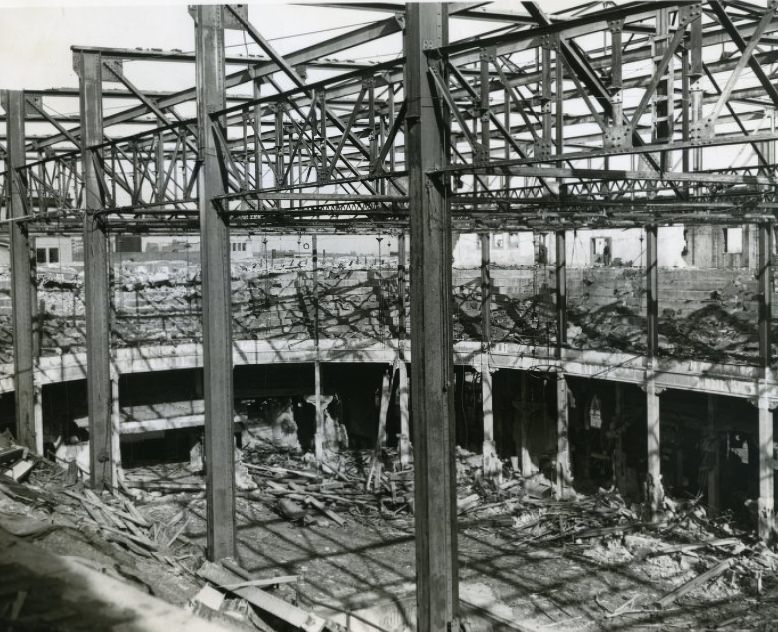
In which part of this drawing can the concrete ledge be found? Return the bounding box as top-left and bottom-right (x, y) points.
(1, 338), (776, 402)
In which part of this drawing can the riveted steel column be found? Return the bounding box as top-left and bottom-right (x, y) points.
(404, 4), (458, 629)
(646, 225), (658, 358)
(78, 53), (114, 489)
(555, 230), (566, 357)
(194, 5), (235, 561)
(759, 222), (772, 369)
(312, 234), (324, 460)
(2, 90), (36, 451)
(645, 224), (663, 518)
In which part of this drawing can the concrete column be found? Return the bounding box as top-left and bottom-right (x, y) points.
(646, 372), (664, 519)
(33, 385), (43, 456)
(520, 371), (532, 477)
(194, 5), (235, 561)
(111, 377), (122, 477)
(77, 52), (114, 489)
(613, 382), (624, 492)
(404, 4), (458, 628)
(556, 373), (571, 497)
(481, 357), (499, 481)
(1, 90), (37, 451)
(398, 359), (410, 468)
(706, 394), (720, 516)
(376, 364), (391, 450)
(480, 234), (498, 480)
(758, 395), (775, 540)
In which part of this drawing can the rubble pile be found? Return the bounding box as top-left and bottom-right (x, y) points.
(5, 264), (405, 354)
(2, 424), (778, 630)
(1, 262), (773, 368)
(452, 277), (557, 346)
(0, 434), (201, 577)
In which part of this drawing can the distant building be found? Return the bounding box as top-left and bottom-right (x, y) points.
(453, 226), (762, 269)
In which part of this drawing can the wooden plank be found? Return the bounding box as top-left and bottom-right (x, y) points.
(198, 562), (326, 632)
(655, 557), (736, 607)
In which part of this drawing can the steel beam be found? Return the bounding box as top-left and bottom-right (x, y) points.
(709, 1), (778, 110)
(2, 90), (37, 451)
(78, 53), (114, 489)
(194, 5), (235, 561)
(32, 16), (403, 152)
(404, 4), (458, 630)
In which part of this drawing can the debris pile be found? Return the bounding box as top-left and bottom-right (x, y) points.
(0, 438), (202, 578)
(2, 428), (778, 630)
(0, 430), (36, 483)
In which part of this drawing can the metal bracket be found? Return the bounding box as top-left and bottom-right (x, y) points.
(534, 140), (553, 160)
(102, 59), (125, 83)
(690, 119), (714, 144)
(24, 95), (43, 117)
(603, 125), (632, 149)
(540, 33), (559, 51)
(474, 142), (489, 164)
(678, 3), (703, 25)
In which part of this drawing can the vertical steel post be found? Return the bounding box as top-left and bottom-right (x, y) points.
(555, 230), (566, 357)
(645, 223), (662, 517)
(646, 225), (658, 358)
(481, 233), (490, 345)
(312, 234), (324, 460)
(78, 53), (114, 489)
(194, 5), (235, 560)
(404, 4), (458, 629)
(397, 232), (406, 346)
(3, 90), (37, 451)
(478, 49), (490, 163)
(759, 222), (772, 369)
